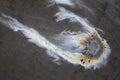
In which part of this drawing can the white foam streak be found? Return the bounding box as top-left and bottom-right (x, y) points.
(48, 0), (74, 6)
(0, 14), (82, 65)
(55, 7), (95, 33)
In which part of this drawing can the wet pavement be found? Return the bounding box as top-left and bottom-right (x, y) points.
(0, 0), (120, 80)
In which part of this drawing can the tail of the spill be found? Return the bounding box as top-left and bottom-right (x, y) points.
(0, 13), (50, 49)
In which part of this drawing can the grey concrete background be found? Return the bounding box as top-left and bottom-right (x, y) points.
(0, 0), (120, 80)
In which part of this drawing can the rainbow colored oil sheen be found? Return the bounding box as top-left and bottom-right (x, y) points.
(83, 38), (103, 57)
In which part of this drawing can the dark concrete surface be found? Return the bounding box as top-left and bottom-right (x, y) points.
(0, 0), (120, 80)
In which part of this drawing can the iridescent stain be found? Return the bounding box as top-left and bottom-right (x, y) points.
(82, 38), (103, 57)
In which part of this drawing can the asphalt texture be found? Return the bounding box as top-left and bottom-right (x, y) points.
(0, 0), (120, 80)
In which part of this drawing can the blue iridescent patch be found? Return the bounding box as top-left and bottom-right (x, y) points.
(82, 38), (103, 57)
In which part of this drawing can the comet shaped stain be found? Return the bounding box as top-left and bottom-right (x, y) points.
(0, 12), (111, 69)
